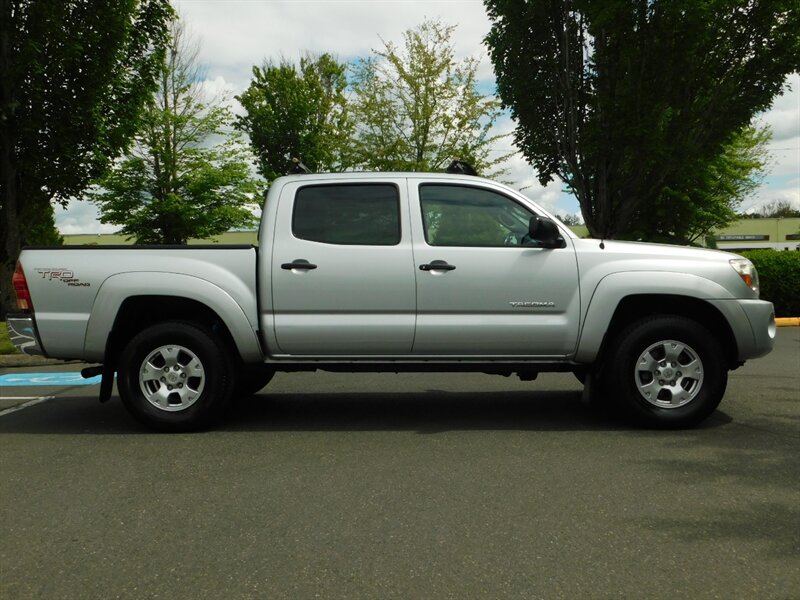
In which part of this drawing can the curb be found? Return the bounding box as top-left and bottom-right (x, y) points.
(775, 317), (800, 327)
(0, 356), (84, 369)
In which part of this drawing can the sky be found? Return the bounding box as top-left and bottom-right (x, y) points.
(55, 0), (800, 234)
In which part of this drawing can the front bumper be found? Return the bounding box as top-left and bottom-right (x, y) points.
(6, 314), (46, 356)
(739, 299), (776, 360)
(708, 299), (775, 362)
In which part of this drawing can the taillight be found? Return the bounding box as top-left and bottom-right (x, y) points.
(12, 261), (33, 312)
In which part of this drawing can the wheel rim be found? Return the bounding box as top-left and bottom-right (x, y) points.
(138, 344), (205, 412)
(634, 339), (704, 409)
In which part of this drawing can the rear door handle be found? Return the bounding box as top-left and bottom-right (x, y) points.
(281, 260), (317, 270)
(419, 260), (456, 271)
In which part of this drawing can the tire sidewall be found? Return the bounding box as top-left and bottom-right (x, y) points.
(609, 316), (727, 428)
(118, 322), (234, 431)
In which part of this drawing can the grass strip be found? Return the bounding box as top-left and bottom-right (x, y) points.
(0, 322), (21, 355)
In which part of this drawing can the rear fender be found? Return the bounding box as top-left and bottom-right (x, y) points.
(83, 272), (262, 363)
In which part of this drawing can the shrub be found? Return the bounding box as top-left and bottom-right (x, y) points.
(740, 250), (800, 317)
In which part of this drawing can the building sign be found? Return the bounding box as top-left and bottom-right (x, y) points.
(715, 234), (770, 241)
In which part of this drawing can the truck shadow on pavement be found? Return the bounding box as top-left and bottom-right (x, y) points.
(0, 388), (735, 434)
(226, 390), (610, 433)
(224, 390), (732, 433)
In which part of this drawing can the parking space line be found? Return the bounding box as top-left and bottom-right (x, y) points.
(0, 372), (102, 386)
(0, 396), (56, 417)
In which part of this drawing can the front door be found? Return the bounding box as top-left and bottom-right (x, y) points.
(271, 180), (416, 355)
(410, 182), (581, 357)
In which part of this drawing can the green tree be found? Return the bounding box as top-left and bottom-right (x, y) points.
(484, 0), (800, 240)
(236, 53), (353, 182)
(20, 204), (63, 247)
(0, 0), (173, 318)
(93, 22), (259, 245)
(557, 213), (583, 227)
(633, 125), (771, 243)
(753, 199), (800, 219)
(350, 19), (510, 175)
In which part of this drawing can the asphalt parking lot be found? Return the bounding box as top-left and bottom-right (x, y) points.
(1, 329), (798, 599)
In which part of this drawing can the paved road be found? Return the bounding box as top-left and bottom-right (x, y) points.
(1, 329), (798, 599)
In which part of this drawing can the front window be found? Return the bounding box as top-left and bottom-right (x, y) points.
(419, 184), (538, 247)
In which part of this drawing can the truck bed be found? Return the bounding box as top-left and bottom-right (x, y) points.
(17, 245), (259, 361)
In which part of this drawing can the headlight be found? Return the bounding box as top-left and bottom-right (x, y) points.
(729, 258), (759, 296)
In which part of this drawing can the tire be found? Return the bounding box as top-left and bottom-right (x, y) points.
(605, 315), (728, 428)
(234, 364), (275, 399)
(117, 321), (235, 432)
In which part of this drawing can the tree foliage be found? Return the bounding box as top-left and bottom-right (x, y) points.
(633, 125), (771, 243)
(351, 19), (510, 175)
(741, 250), (800, 317)
(93, 22), (259, 245)
(484, 0), (800, 240)
(0, 0), (174, 317)
(236, 54), (353, 182)
(742, 199), (800, 219)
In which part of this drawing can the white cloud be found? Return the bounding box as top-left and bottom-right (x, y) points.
(740, 176), (800, 214)
(757, 73), (800, 142)
(55, 200), (119, 235)
(196, 75), (239, 109)
(176, 0), (493, 89)
(764, 138), (800, 179)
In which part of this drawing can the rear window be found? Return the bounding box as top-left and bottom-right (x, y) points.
(292, 184), (401, 246)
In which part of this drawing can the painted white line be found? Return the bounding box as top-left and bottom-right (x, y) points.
(0, 396), (56, 417)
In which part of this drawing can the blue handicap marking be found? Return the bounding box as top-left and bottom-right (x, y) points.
(0, 372), (103, 387)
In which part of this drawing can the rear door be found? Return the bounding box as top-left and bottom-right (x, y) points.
(270, 179), (416, 355)
(409, 182), (581, 357)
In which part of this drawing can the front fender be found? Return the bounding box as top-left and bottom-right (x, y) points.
(83, 272), (262, 363)
(575, 271), (734, 363)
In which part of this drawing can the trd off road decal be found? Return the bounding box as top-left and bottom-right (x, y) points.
(35, 269), (91, 287)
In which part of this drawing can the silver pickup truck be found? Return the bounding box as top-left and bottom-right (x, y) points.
(7, 171), (775, 430)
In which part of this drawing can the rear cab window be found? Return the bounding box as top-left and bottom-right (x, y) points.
(292, 184), (401, 246)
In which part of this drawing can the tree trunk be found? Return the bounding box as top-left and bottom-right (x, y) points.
(0, 0), (21, 319)
(0, 130), (21, 319)
(0, 138), (21, 319)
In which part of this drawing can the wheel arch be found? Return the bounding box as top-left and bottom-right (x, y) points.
(584, 294), (739, 369)
(84, 272), (262, 366)
(105, 296), (241, 369)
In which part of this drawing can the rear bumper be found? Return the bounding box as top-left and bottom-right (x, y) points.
(6, 314), (45, 356)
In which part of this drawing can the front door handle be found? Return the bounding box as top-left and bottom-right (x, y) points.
(281, 260), (317, 271)
(419, 260), (456, 272)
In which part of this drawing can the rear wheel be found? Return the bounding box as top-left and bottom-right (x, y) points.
(118, 321), (235, 432)
(606, 315), (727, 428)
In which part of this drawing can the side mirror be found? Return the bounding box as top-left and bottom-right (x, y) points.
(528, 216), (566, 249)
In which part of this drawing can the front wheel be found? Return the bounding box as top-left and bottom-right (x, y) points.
(118, 321), (235, 432)
(606, 316), (728, 428)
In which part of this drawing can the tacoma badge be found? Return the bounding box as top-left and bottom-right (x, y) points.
(509, 301), (555, 308)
